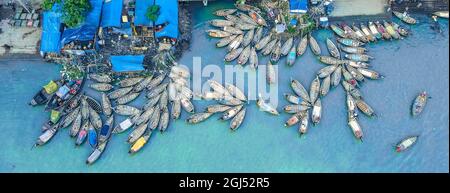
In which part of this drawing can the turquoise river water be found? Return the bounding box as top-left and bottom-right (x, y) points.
(0, 1), (448, 172)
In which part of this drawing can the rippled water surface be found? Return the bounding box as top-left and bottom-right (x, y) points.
(0, 1), (448, 172)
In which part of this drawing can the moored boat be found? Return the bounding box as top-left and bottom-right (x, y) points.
(337, 38), (364, 47)
(347, 112), (363, 140)
(45, 77), (85, 111)
(309, 34), (321, 56)
(249, 10), (267, 26)
(391, 21), (409, 37)
(286, 45), (297, 66)
(129, 129), (152, 154)
(383, 21), (400, 39)
(209, 19), (234, 28)
(326, 38), (340, 59)
(433, 11), (449, 19)
(207, 29), (232, 38)
(86, 141), (107, 165)
(214, 9), (237, 16)
(225, 47), (244, 62)
(360, 23), (376, 42)
(393, 11), (417, 24)
(375, 21), (391, 40)
(36, 123), (60, 146)
(98, 116), (114, 144)
(352, 24), (369, 43)
(30, 79), (63, 106)
(330, 24), (346, 38)
(368, 22), (382, 40)
(296, 35), (308, 56)
(281, 37), (294, 56)
(344, 54), (373, 62)
(340, 45), (366, 54)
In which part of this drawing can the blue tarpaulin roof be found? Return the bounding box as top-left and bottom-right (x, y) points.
(155, 0), (179, 39)
(290, 0), (308, 13)
(40, 3), (62, 53)
(101, 0), (123, 27)
(61, 0), (103, 45)
(134, 0), (154, 26)
(111, 55), (145, 72)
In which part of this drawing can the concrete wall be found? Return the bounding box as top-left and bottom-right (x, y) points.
(330, 0), (389, 17)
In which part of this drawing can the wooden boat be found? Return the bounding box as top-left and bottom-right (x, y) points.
(337, 38), (364, 47)
(383, 21), (400, 39)
(330, 24), (346, 38)
(235, 3), (261, 13)
(340, 46), (366, 54)
(36, 122), (60, 146)
(30, 79), (64, 106)
(286, 45), (297, 66)
(351, 24), (369, 43)
(391, 22), (409, 37)
(85, 95), (102, 113)
(308, 34), (321, 56)
(344, 54), (373, 62)
(207, 29), (232, 38)
(340, 23), (359, 40)
(88, 124), (98, 148)
(393, 11), (417, 24)
(45, 77), (85, 111)
(249, 10), (267, 26)
(326, 38), (340, 59)
(214, 9), (237, 17)
(129, 129), (153, 154)
(98, 116), (114, 144)
(360, 23), (376, 42)
(368, 22), (382, 40)
(209, 19), (234, 28)
(347, 112), (363, 140)
(433, 11), (449, 19)
(411, 91), (429, 116)
(86, 141), (107, 165)
(375, 21), (392, 40)
(396, 136), (419, 152)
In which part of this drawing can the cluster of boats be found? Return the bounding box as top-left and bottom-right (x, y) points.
(186, 80), (249, 131)
(31, 64), (197, 164)
(330, 20), (409, 43)
(209, 4), (306, 69)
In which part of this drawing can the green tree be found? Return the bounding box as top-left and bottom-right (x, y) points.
(62, 0), (91, 28)
(42, 0), (61, 11)
(146, 5), (160, 43)
(146, 5), (160, 23)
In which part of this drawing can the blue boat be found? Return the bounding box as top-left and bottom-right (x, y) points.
(98, 116), (114, 144)
(286, 47), (297, 66)
(88, 128), (98, 148)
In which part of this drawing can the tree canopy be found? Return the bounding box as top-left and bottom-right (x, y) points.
(62, 0), (92, 28)
(146, 5), (161, 23)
